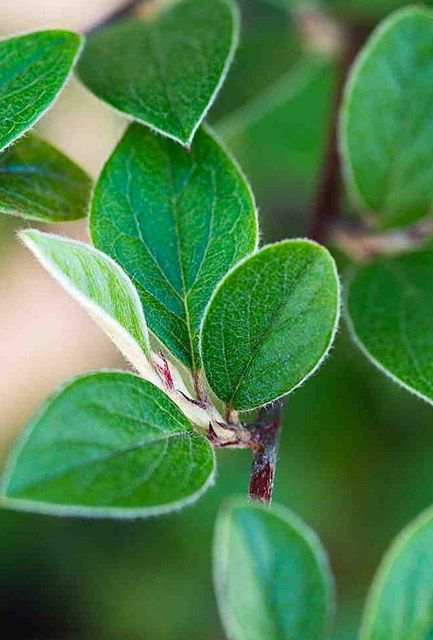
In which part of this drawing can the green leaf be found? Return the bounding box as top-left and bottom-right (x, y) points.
(77, 0), (239, 146)
(0, 135), (92, 222)
(347, 247), (433, 406)
(214, 498), (334, 640)
(0, 30), (82, 153)
(201, 240), (340, 411)
(21, 229), (152, 377)
(341, 7), (433, 229)
(91, 123), (257, 370)
(1, 372), (215, 518)
(360, 506), (433, 639)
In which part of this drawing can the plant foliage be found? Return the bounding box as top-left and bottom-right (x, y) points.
(3, 0), (433, 636)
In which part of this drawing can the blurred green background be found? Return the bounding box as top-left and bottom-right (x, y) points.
(1, 1), (433, 638)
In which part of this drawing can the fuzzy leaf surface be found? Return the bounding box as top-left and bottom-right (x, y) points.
(91, 124), (257, 369)
(347, 247), (433, 405)
(21, 230), (151, 375)
(0, 135), (92, 222)
(77, 0), (238, 146)
(1, 372), (215, 518)
(0, 30), (81, 152)
(341, 7), (433, 229)
(214, 498), (333, 640)
(360, 507), (433, 639)
(201, 240), (340, 411)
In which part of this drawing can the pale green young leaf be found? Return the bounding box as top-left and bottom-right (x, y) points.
(341, 7), (433, 229)
(0, 135), (92, 222)
(347, 247), (433, 406)
(91, 123), (257, 370)
(77, 0), (239, 146)
(360, 506), (433, 640)
(201, 240), (340, 411)
(21, 229), (152, 377)
(0, 30), (82, 152)
(214, 498), (334, 640)
(1, 372), (215, 518)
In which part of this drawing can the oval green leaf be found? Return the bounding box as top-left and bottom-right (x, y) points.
(214, 498), (334, 640)
(201, 240), (340, 411)
(0, 30), (82, 152)
(340, 7), (433, 229)
(360, 507), (433, 640)
(1, 372), (215, 518)
(347, 247), (433, 406)
(91, 123), (257, 370)
(21, 229), (152, 377)
(0, 135), (92, 222)
(77, 0), (239, 146)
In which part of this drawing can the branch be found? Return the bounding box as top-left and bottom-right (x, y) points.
(332, 218), (433, 262)
(247, 401), (283, 504)
(308, 23), (371, 243)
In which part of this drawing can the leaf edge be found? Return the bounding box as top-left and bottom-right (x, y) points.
(200, 238), (341, 412)
(0, 369), (216, 520)
(359, 504), (433, 640)
(339, 5), (433, 227)
(213, 496), (335, 640)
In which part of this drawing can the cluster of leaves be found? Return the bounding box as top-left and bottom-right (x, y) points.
(0, 30), (91, 222)
(338, 6), (433, 639)
(2, 0), (433, 638)
(214, 498), (433, 639)
(0, 0), (340, 522)
(226, 5), (433, 637)
(342, 7), (433, 410)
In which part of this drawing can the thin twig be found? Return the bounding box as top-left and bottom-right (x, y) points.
(332, 218), (433, 262)
(308, 23), (371, 243)
(247, 401), (283, 504)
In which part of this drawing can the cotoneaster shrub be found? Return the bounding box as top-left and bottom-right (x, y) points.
(2, 1), (433, 638)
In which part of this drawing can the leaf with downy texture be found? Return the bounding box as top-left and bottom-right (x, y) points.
(21, 229), (152, 378)
(1, 372), (215, 518)
(214, 498), (334, 640)
(0, 135), (92, 222)
(347, 247), (433, 406)
(91, 123), (257, 370)
(201, 240), (340, 411)
(341, 7), (433, 229)
(360, 506), (433, 640)
(77, 0), (238, 146)
(0, 30), (81, 152)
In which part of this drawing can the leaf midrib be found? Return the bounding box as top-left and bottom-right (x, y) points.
(146, 21), (188, 140)
(166, 148), (197, 369)
(228, 254), (319, 407)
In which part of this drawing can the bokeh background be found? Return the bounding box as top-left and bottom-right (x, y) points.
(1, 1), (433, 638)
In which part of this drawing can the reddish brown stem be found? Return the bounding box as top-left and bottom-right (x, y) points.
(248, 402), (282, 504)
(308, 24), (371, 243)
(248, 24), (371, 504)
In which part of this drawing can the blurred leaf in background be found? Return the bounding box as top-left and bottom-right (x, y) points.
(214, 1), (337, 237)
